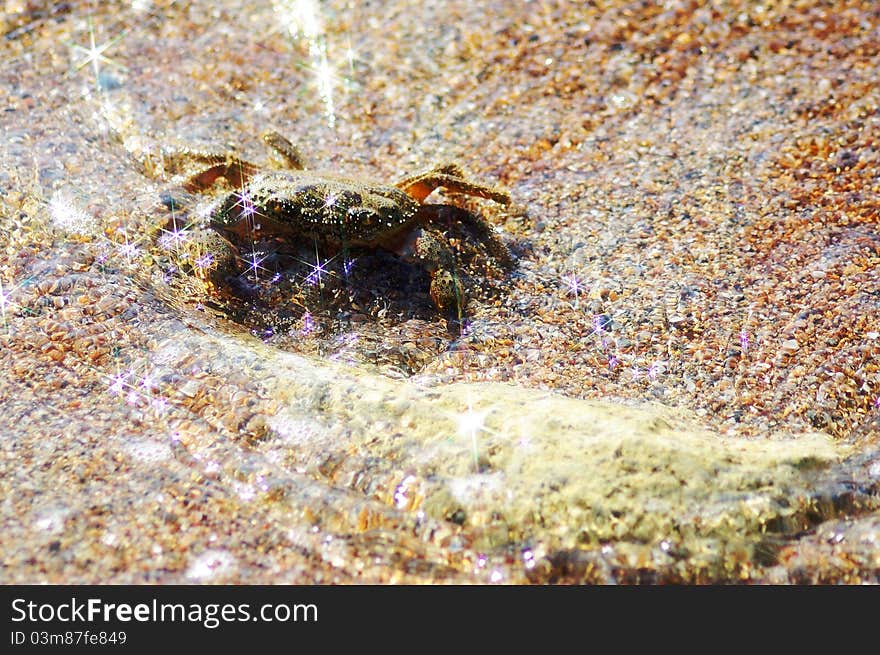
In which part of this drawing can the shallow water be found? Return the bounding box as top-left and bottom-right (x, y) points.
(2, 0), (879, 583)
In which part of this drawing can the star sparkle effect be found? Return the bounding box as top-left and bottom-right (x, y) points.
(626, 358), (666, 384)
(271, 0), (353, 128)
(156, 209), (191, 253)
(311, 54), (337, 128)
(68, 16), (128, 92)
(590, 313), (614, 350)
(292, 244), (345, 289)
(115, 235), (142, 262)
(304, 255), (330, 286)
(0, 278), (27, 332)
(75, 212), (151, 271)
(560, 273), (585, 309)
(241, 246), (271, 283)
(455, 404), (494, 473)
(321, 192), (339, 212)
(106, 366), (133, 398)
(49, 193), (153, 274)
(97, 357), (180, 417)
(194, 252), (215, 271)
(229, 189), (264, 230)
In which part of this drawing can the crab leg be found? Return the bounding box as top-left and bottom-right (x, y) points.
(178, 153), (262, 193)
(419, 205), (513, 269)
(261, 130), (309, 170)
(395, 165), (511, 205)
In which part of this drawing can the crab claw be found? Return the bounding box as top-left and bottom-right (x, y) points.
(429, 269), (465, 318)
(389, 224), (465, 315)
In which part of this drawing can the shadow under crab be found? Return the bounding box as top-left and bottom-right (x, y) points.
(161, 131), (515, 330)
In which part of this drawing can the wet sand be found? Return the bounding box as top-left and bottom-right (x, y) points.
(1, 0), (879, 583)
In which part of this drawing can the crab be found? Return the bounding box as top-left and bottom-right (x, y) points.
(163, 131), (513, 317)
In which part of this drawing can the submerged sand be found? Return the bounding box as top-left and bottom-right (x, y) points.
(1, 0), (879, 583)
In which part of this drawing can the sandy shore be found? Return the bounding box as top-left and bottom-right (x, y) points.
(1, 0), (878, 582)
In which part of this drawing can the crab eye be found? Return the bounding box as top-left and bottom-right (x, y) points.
(337, 190), (362, 207)
(346, 207), (375, 226)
